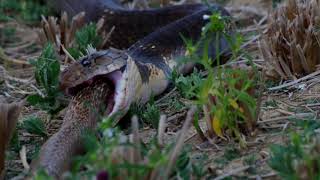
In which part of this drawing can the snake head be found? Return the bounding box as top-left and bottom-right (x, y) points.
(59, 49), (127, 96)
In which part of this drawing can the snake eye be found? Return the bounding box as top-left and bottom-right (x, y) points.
(81, 58), (91, 67)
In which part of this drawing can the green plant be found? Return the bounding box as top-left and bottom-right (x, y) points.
(68, 23), (102, 59)
(175, 11), (259, 147)
(66, 116), (205, 179)
(33, 169), (53, 180)
(27, 43), (64, 114)
(168, 97), (184, 111)
(292, 118), (320, 138)
(172, 70), (204, 99)
(269, 132), (320, 180)
(21, 116), (47, 137)
(0, 0), (51, 23)
(214, 146), (240, 166)
(174, 145), (208, 179)
(142, 103), (160, 128)
(128, 99), (160, 128)
(264, 99), (278, 108)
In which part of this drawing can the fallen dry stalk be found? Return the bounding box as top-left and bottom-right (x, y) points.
(0, 101), (23, 179)
(39, 12), (113, 65)
(163, 106), (196, 179)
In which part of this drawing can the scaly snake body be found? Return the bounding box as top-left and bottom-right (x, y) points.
(32, 0), (233, 177)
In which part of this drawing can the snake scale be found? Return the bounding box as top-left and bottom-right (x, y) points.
(31, 0), (233, 178)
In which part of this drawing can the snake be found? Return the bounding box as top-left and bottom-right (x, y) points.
(31, 0), (233, 178)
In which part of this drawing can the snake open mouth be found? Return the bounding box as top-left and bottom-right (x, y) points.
(66, 70), (124, 115)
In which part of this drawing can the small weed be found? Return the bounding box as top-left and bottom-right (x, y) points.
(142, 103), (161, 128)
(244, 154), (257, 166)
(264, 99), (278, 108)
(191, 153), (208, 178)
(68, 23), (102, 59)
(264, 79), (278, 89)
(0, 0), (51, 24)
(68, 117), (204, 179)
(214, 146), (240, 166)
(268, 118), (320, 179)
(244, 154), (258, 174)
(27, 43), (65, 115)
(20, 116), (47, 137)
(168, 97), (184, 111)
(128, 100), (160, 128)
(172, 70), (204, 100)
(291, 118), (320, 140)
(33, 169), (53, 180)
(176, 11), (259, 147)
(269, 126), (320, 180)
(175, 145), (208, 179)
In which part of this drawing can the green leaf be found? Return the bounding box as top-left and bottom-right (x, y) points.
(27, 94), (44, 105)
(28, 43), (64, 114)
(73, 23), (102, 58)
(21, 116), (47, 137)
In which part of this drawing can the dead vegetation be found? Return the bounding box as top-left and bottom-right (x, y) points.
(260, 0), (320, 80)
(39, 12), (111, 63)
(0, 101), (23, 179)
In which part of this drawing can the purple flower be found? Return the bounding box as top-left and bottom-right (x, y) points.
(96, 170), (109, 180)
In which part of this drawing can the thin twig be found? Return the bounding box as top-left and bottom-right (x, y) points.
(268, 69), (320, 91)
(214, 165), (250, 180)
(167, 111), (186, 122)
(61, 44), (76, 63)
(157, 115), (167, 146)
(19, 146), (30, 170)
(203, 105), (214, 137)
(101, 26), (115, 48)
(131, 116), (141, 164)
(163, 106), (196, 179)
(155, 87), (177, 104)
(258, 113), (316, 124)
(0, 48), (30, 65)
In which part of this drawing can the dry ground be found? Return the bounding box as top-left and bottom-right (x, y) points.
(1, 0), (319, 179)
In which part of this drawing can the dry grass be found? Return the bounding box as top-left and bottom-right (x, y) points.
(38, 12), (112, 64)
(260, 0), (320, 80)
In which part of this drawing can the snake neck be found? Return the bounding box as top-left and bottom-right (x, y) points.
(63, 81), (111, 125)
(32, 81), (112, 178)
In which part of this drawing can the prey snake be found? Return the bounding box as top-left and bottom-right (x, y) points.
(31, 0), (233, 178)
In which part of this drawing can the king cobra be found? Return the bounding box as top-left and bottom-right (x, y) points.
(31, 0), (233, 178)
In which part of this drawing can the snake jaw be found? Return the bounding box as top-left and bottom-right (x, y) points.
(59, 49), (127, 95)
(108, 57), (139, 120)
(108, 56), (170, 123)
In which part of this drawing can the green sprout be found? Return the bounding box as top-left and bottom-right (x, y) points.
(175, 11), (259, 147)
(27, 43), (64, 114)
